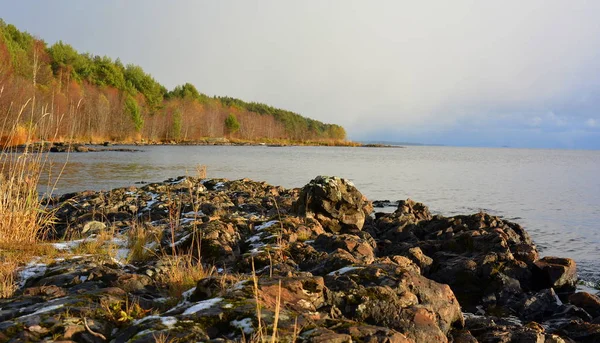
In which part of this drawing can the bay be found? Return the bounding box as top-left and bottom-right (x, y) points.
(44, 145), (600, 284)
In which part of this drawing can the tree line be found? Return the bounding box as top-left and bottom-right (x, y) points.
(0, 19), (347, 144)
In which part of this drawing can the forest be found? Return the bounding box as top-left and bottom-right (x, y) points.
(0, 19), (347, 145)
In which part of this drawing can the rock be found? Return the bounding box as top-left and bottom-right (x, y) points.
(313, 233), (376, 264)
(302, 328), (352, 343)
(404, 246), (434, 274)
(1, 175), (586, 342)
(293, 176), (373, 232)
(376, 210), (540, 316)
(533, 257), (578, 294)
(569, 292), (600, 318)
(333, 323), (412, 343)
(257, 276), (326, 312)
(396, 198), (432, 222)
(325, 262), (463, 342)
(463, 314), (553, 343)
(82, 220), (107, 235)
(552, 319), (600, 342)
(520, 288), (562, 321)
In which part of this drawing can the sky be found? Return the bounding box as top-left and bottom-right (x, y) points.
(2, 1), (600, 149)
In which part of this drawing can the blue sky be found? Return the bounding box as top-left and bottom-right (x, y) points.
(2, 1), (600, 149)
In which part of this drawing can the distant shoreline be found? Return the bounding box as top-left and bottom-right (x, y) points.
(9, 139), (406, 152)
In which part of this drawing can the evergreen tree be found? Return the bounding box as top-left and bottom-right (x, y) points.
(224, 113), (240, 136)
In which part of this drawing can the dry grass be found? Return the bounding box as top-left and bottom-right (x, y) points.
(0, 97), (64, 246)
(0, 146), (54, 245)
(0, 259), (18, 298)
(196, 164), (207, 179)
(245, 257), (284, 343)
(157, 254), (215, 299)
(153, 332), (175, 343)
(71, 227), (118, 259)
(127, 222), (162, 263)
(0, 243), (60, 298)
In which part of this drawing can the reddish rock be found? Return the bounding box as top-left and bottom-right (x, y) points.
(569, 292), (600, 318)
(533, 256), (577, 293)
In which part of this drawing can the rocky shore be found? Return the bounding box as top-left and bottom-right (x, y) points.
(1, 176), (599, 342)
(10, 139), (400, 153)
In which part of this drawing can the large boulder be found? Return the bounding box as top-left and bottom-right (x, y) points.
(293, 176), (373, 233)
(325, 261), (464, 342)
(533, 257), (578, 295)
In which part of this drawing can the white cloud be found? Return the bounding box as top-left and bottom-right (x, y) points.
(546, 112), (567, 127)
(530, 116), (543, 127)
(586, 118), (597, 128)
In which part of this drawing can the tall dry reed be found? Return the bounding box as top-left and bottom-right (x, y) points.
(0, 99), (58, 245)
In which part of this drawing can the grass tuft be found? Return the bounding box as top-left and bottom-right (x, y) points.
(0, 259), (18, 298)
(157, 255), (215, 299)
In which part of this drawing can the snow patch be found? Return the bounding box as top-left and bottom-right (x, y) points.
(172, 233), (191, 247)
(246, 235), (262, 243)
(161, 316), (178, 327)
(182, 287), (196, 300)
(51, 239), (86, 250)
(25, 303), (65, 317)
(182, 297), (223, 315)
(19, 262), (47, 288)
(255, 220), (278, 231)
(327, 266), (363, 276)
(231, 317), (254, 334)
(115, 248), (130, 262)
(232, 280), (248, 291)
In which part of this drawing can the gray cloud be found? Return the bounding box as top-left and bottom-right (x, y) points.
(2, 0), (600, 148)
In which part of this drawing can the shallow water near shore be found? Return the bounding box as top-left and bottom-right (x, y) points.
(43, 145), (600, 284)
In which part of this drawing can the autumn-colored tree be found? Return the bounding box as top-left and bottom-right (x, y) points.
(0, 20), (347, 144)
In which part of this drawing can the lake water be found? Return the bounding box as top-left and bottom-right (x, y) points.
(44, 145), (600, 284)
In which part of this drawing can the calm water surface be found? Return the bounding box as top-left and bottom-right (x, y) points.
(45, 146), (600, 283)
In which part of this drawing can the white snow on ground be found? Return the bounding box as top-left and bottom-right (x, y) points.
(232, 280), (248, 291)
(132, 315), (177, 328)
(115, 248), (130, 262)
(180, 217), (196, 225)
(182, 211), (204, 218)
(30, 303), (65, 315)
(172, 233), (191, 247)
(160, 316), (178, 327)
(133, 315), (160, 325)
(327, 266), (363, 276)
(231, 318), (254, 334)
(18, 303), (65, 319)
(111, 237), (130, 262)
(182, 287), (196, 300)
(51, 239), (86, 250)
(18, 262), (47, 288)
(143, 193), (159, 211)
(169, 178), (187, 185)
(164, 287), (197, 315)
(182, 297), (223, 315)
(246, 235), (262, 243)
(255, 220), (278, 231)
